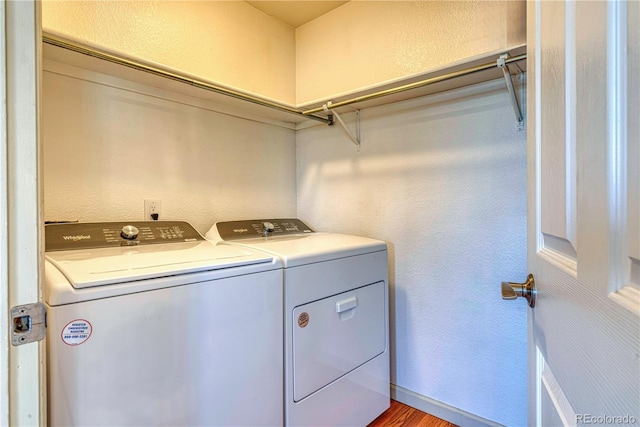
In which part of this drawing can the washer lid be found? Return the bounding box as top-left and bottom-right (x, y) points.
(46, 241), (274, 289)
(45, 221), (276, 288)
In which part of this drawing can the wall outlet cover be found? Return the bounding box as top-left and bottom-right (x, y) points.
(144, 199), (162, 220)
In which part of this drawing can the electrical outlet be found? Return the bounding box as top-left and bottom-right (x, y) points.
(144, 199), (162, 221)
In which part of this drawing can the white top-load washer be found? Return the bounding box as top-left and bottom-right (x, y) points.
(45, 221), (283, 426)
(206, 219), (390, 427)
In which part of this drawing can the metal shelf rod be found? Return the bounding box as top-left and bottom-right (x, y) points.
(44, 33), (525, 127)
(302, 53), (526, 115)
(42, 34), (332, 125)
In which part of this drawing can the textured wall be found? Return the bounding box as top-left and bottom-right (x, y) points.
(42, 1), (527, 109)
(42, 67), (297, 234)
(42, 0), (297, 104)
(295, 0), (526, 105)
(296, 81), (527, 426)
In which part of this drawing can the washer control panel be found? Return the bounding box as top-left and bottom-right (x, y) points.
(216, 218), (314, 240)
(45, 221), (203, 252)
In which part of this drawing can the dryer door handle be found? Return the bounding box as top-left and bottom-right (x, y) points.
(336, 296), (358, 313)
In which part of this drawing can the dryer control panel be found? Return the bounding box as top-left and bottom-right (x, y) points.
(45, 221), (203, 252)
(216, 218), (314, 240)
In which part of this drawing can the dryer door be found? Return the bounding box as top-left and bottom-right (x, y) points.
(292, 281), (386, 402)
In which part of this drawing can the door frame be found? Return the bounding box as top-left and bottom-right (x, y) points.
(1, 1), (44, 425)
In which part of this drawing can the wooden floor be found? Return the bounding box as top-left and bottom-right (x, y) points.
(367, 400), (458, 427)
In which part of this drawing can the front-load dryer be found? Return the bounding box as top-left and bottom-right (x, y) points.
(206, 218), (390, 426)
(45, 221), (283, 426)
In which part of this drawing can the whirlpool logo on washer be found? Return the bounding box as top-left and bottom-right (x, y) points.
(62, 234), (91, 241)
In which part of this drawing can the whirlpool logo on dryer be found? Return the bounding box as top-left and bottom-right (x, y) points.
(62, 234), (91, 241)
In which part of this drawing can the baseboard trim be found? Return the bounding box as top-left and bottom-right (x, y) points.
(391, 384), (505, 427)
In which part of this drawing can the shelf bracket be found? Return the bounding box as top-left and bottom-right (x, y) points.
(497, 54), (525, 131)
(324, 102), (361, 150)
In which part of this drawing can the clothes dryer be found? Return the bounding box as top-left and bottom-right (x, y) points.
(45, 221), (283, 426)
(207, 218), (390, 427)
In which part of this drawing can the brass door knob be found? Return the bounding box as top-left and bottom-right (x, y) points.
(501, 274), (536, 307)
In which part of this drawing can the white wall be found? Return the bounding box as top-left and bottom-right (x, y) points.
(295, 0), (525, 105)
(42, 64), (297, 234)
(42, 0), (297, 104)
(296, 81), (527, 426)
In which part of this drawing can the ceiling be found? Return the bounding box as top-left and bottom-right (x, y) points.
(245, 1), (349, 27)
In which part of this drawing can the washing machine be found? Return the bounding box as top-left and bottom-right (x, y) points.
(206, 218), (390, 426)
(45, 221), (283, 426)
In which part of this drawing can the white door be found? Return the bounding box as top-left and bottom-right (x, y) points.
(1, 0), (44, 425)
(526, 1), (639, 425)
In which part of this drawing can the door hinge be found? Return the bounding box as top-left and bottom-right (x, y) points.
(10, 302), (46, 346)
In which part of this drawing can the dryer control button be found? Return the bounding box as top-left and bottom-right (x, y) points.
(121, 225), (140, 240)
(263, 222), (275, 236)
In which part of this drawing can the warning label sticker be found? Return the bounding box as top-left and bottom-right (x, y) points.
(61, 319), (92, 346)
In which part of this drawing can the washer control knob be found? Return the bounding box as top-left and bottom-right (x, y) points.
(263, 222), (275, 237)
(121, 225), (140, 240)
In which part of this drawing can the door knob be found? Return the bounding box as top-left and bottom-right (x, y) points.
(501, 274), (536, 307)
